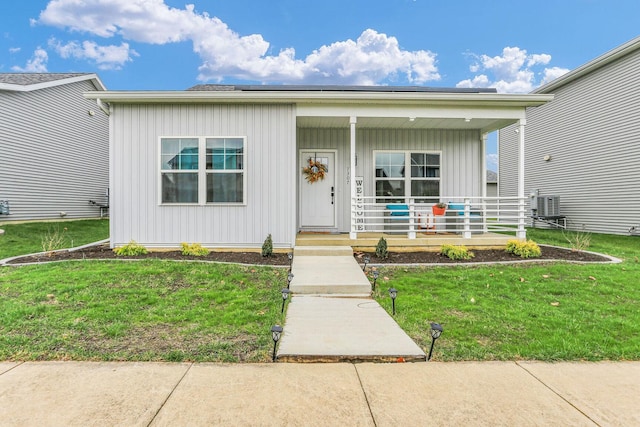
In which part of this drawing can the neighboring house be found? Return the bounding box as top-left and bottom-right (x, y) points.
(499, 36), (640, 235)
(0, 73), (109, 222)
(86, 85), (551, 249)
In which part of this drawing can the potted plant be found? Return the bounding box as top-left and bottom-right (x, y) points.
(432, 202), (446, 216)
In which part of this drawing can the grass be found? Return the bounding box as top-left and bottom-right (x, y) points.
(1, 220), (639, 362)
(372, 229), (640, 361)
(0, 219), (109, 259)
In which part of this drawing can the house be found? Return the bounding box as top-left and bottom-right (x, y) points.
(85, 85), (551, 249)
(498, 36), (640, 235)
(0, 73), (109, 222)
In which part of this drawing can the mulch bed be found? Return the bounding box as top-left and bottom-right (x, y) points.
(6, 244), (610, 266)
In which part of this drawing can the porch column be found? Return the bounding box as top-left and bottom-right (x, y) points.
(517, 119), (527, 239)
(349, 116), (358, 239)
(481, 132), (488, 232)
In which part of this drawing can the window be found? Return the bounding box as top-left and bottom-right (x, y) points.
(161, 137), (245, 204)
(375, 151), (440, 203)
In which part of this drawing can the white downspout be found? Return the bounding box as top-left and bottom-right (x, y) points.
(517, 119), (527, 239)
(349, 116), (357, 239)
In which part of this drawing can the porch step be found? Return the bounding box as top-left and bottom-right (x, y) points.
(289, 255), (371, 295)
(293, 245), (354, 257)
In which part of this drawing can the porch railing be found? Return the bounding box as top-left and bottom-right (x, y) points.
(350, 196), (527, 239)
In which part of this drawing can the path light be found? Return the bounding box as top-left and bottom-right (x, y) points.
(288, 252), (293, 266)
(281, 288), (291, 314)
(388, 288), (397, 315)
(372, 270), (379, 291)
(363, 255), (370, 271)
(428, 322), (443, 361)
(287, 272), (294, 289)
(271, 325), (283, 362)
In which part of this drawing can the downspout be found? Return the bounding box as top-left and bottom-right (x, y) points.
(517, 119), (526, 239)
(349, 116), (357, 239)
(96, 98), (111, 116)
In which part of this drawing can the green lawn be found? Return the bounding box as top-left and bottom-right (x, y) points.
(0, 221), (638, 362)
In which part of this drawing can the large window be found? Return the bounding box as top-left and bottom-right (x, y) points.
(161, 137), (245, 204)
(375, 151), (440, 203)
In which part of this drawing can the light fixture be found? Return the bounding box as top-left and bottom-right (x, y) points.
(88, 110), (95, 116)
(543, 155), (552, 162)
(280, 288), (291, 313)
(464, 118), (471, 123)
(409, 117), (416, 122)
(363, 255), (370, 271)
(287, 272), (294, 289)
(372, 270), (379, 291)
(388, 288), (397, 315)
(428, 322), (443, 361)
(270, 325), (283, 362)
(288, 252), (293, 265)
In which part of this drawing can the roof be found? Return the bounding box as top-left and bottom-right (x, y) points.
(534, 35), (640, 94)
(0, 73), (106, 92)
(187, 84), (498, 94)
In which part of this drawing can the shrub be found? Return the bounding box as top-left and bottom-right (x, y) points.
(506, 239), (542, 259)
(562, 229), (592, 252)
(41, 226), (68, 256)
(376, 237), (389, 259)
(181, 242), (210, 256)
(114, 240), (148, 256)
(261, 234), (273, 257)
(441, 244), (474, 260)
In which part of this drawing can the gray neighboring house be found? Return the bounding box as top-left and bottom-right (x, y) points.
(0, 73), (109, 222)
(499, 36), (640, 235)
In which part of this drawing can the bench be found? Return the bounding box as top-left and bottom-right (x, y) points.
(445, 203), (483, 234)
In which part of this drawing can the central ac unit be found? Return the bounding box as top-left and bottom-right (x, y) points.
(537, 196), (560, 217)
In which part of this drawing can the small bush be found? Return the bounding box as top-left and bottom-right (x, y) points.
(441, 244), (474, 260)
(181, 242), (210, 256)
(41, 226), (68, 256)
(563, 230), (592, 252)
(506, 239), (541, 259)
(376, 237), (389, 259)
(261, 234), (273, 257)
(114, 240), (148, 256)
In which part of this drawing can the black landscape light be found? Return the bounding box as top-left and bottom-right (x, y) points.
(287, 272), (294, 289)
(281, 288), (291, 314)
(363, 255), (370, 271)
(372, 270), (379, 291)
(288, 251), (293, 266)
(428, 322), (443, 361)
(271, 325), (283, 362)
(388, 288), (397, 315)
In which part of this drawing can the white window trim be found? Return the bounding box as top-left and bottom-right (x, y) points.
(159, 136), (247, 206)
(373, 150), (442, 203)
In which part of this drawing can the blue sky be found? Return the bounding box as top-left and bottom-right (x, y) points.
(2, 0), (639, 170)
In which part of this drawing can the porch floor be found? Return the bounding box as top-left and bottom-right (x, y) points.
(295, 231), (514, 252)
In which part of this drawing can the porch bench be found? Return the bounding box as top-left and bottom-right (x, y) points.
(445, 203), (483, 234)
(384, 204), (410, 233)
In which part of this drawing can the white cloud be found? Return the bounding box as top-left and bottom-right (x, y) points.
(11, 47), (48, 72)
(486, 153), (498, 172)
(9, 47), (21, 54)
(457, 47), (569, 93)
(49, 38), (138, 70)
(37, 0), (439, 84)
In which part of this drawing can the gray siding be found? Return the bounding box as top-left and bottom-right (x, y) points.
(111, 103), (297, 248)
(499, 46), (640, 234)
(298, 128), (483, 232)
(0, 80), (109, 221)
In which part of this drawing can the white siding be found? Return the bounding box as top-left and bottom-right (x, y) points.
(499, 46), (640, 235)
(298, 128), (483, 232)
(0, 80), (109, 221)
(111, 103), (297, 248)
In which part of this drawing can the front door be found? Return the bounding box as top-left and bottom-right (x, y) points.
(299, 151), (336, 228)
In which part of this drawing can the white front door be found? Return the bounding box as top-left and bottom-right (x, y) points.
(299, 151), (336, 228)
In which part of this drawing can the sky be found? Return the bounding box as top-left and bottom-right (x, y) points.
(2, 0), (639, 171)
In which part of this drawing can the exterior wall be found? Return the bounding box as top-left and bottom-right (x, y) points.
(298, 128), (484, 232)
(499, 47), (640, 234)
(111, 103), (297, 248)
(0, 80), (109, 222)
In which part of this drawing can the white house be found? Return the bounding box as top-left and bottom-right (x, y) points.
(499, 36), (640, 235)
(86, 85), (551, 249)
(0, 73), (109, 222)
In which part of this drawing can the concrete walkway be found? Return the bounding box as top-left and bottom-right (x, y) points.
(281, 246), (425, 362)
(1, 361), (639, 426)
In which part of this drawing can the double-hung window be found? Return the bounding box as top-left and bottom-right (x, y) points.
(375, 151), (440, 203)
(160, 137), (245, 204)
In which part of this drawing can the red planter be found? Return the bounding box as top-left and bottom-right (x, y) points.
(432, 205), (446, 216)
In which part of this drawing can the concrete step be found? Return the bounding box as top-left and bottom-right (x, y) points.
(293, 246), (353, 257)
(289, 256), (371, 295)
(277, 296), (426, 362)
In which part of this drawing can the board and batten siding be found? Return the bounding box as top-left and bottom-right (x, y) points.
(0, 80), (108, 222)
(499, 45), (640, 234)
(298, 127), (484, 232)
(111, 103), (297, 248)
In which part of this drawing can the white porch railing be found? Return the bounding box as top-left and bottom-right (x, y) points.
(350, 196), (527, 239)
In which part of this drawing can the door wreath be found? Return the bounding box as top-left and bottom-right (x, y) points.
(302, 158), (327, 183)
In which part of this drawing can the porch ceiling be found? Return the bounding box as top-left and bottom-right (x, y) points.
(297, 116), (515, 133)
